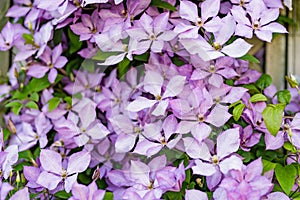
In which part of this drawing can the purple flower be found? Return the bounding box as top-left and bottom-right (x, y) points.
(231, 0), (287, 42)
(0, 180), (13, 200)
(36, 149), (91, 192)
(126, 13), (176, 54)
(71, 10), (103, 42)
(174, 0), (221, 38)
(27, 44), (67, 83)
(127, 70), (186, 116)
(70, 181), (105, 200)
(9, 187), (30, 200)
(0, 22), (27, 51)
(213, 158), (273, 200)
(279, 113), (300, 148)
(187, 128), (242, 189)
(1, 145), (19, 179)
(185, 189), (208, 200)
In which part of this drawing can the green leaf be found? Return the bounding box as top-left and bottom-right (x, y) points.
(283, 142), (297, 153)
(163, 191), (182, 200)
(250, 94), (268, 103)
(262, 103), (285, 136)
(118, 58), (131, 78)
(233, 103), (245, 121)
(92, 49), (120, 62)
(171, 57), (185, 66)
(262, 159), (277, 173)
(5, 101), (22, 108)
(8, 102), (23, 115)
(242, 84), (260, 94)
(64, 96), (72, 106)
(30, 92), (39, 102)
(54, 191), (72, 199)
(239, 53), (260, 64)
(25, 101), (39, 109)
(151, 0), (177, 11)
(229, 100), (242, 108)
(255, 74), (272, 90)
(22, 33), (34, 45)
(78, 173), (91, 185)
(68, 28), (83, 54)
(275, 164), (297, 195)
(276, 90), (291, 104)
(134, 53), (150, 62)
(18, 150), (33, 161)
(48, 97), (60, 112)
(103, 192), (114, 200)
(27, 76), (51, 92)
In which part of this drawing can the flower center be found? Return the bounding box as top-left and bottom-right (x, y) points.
(240, 0), (245, 6)
(196, 17), (203, 27)
(252, 20), (260, 30)
(61, 169), (67, 179)
(123, 44), (128, 52)
(148, 180), (154, 190)
(213, 42), (221, 51)
(156, 95), (162, 101)
(121, 10), (128, 18)
(149, 34), (156, 41)
(198, 114), (205, 122)
(160, 136), (167, 145)
(134, 126), (141, 134)
(209, 64), (216, 73)
(211, 155), (219, 165)
(214, 96), (221, 104)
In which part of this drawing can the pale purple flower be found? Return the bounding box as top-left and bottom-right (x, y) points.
(180, 14), (252, 61)
(36, 149), (91, 192)
(0, 85), (10, 102)
(70, 181), (105, 200)
(213, 158), (273, 200)
(71, 10), (103, 42)
(127, 70), (186, 116)
(9, 187), (30, 200)
(231, 0), (287, 42)
(27, 44), (67, 83)
(171, 87), (231, 143)
(279, 113), (300, 148)
(0, 180), (13, 200)
(126, 13), (176, 54)
(134, 115), (181, 156)
(1, 145), (19, 179)
(187, 128), (242, 189)
(185, 189), (208, 200)
(234, 124), (261, 151)
(174, 0), (221, 38)
(0, 22), (27, 51)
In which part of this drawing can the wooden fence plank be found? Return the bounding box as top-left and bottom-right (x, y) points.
(0, 0), (10, 77)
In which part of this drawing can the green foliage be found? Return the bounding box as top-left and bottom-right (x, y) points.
(276, 90), (292, 104)
(68, 28), (83, 54)
(262, 103), (285, 136)
(232, 103), (245, 121)
(262, 159), (277, 173)
(249, 94), (268, 103)
(256, 74), (272, 91)
(239, 53), (260, 64)
(118, 58), (131, 78)
(151, 0), (177, 11)
(275, 164), (297, 195)
(103, 192), (114, 200)
(48, 97), (61, 112)
(22, 33), (34, 45)
(54, 190), (72, 199)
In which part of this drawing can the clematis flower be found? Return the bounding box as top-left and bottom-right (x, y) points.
(1, 145), (19, 179)
(231, 0), (287, 42)
(27, 44), (67, 83)
(70, 10), (103, 42)
(134, 115), (181, 156)
(213, 158), (273, 200)
(36, 149), (91, 192)
(278, 113), (300, 148)
(126, 13), (177, 54)
(171, 87), (231, 143)
(185, 190), (208, 200)
(187, 128), (243, 189)
(0, 180), (13, 200)
(9, 187), (30, 200)
(0, 22), (27, 51)
(70, 181), (106, 200)
(180, 14), (252, 61)
(174, 0), (221, 38)
(127, 70), (186, 116)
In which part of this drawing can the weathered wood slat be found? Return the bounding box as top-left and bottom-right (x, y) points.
(0, 0), (10, 77)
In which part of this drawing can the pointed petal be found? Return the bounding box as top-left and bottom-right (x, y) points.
(126, 97), (157, 112)
(221, 38), (252, 58)
(40, 149), (62, 174)
(217, 128), (240, 159)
